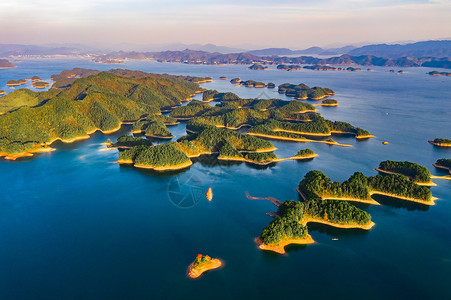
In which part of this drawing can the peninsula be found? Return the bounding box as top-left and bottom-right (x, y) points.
(298, 170), (436, 206)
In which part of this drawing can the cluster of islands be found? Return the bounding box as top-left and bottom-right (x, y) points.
(0, 67), (449, 278)
(254, 159), (450, 254)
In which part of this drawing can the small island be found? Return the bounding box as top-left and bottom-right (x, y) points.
(428, 138), (451, 147)
(428, 71), (451, 77)
(0, 90), (5, 96)
(0, 59), (16, 69)
(219, 76), (227, 80)
(278, 83), (335, 100)
(6, 79), (27, 86)
(277, 64), (302, 71)
(313, 99), (338, 107)
(303, 65), (338, 71)
(32, 81), (50, 89)
(230, 77), (241, 84)
(187, 254), (223, 279)
(248, 63), (268, 70)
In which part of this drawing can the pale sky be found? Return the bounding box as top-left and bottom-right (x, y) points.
(0, 0), (450, 49)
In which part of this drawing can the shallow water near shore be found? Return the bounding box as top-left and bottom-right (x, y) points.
(0, 59), (450, 299)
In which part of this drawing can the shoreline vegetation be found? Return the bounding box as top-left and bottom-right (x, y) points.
(187, 255), (223, 279)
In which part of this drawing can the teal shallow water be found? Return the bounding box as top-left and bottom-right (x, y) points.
(0, 59), (450, 299)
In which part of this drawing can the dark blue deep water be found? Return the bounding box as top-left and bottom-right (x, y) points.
(0, 59), (450, 299)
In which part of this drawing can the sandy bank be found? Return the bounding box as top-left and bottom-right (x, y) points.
(254, 236), (314, 254)
(428, 141), (451, 147)
(134, 160), (192, 171)
(247, 132), (352, 147)
(369, 191), (437, 206)
(187, 258), (223, 279)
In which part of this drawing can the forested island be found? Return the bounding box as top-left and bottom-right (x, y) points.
(298, 170), (436, 205)
(0, 59), (16, 69)
(248, 63), (268, 70)
(278, 83), (335, 100)
(428, 71), (451, 76)
(376, 160), (435, 186)
(187, 254), (222, 279)
(314, 99), (338, 107)
(429, 138), (451, 147)
(255, 196), (373, 254)
(277, 64), (302, 71)
(0, 69), (205, 159)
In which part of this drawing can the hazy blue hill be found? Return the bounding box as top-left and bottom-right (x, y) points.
(348, 40), (451, 58)
(247, 48), (296, 56)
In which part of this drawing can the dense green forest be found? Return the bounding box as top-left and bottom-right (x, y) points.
(117, 125), (274, 168)
(132, 115), (178, 132)
(169, 100), (212, 119)
(113, 135), (152, 148)
(240, 80), (266, 87)
(244, 152), (278, 163)
(321, 99), (338, 105)
(298, 170), (432, 203)
(144, 120), (173, 138)
(134, 142), (191, 167)
(278, 199), (371, 226)
(435, 158), (451, 169)
(0, 71), (201, 155)
(260, 205), (308, 245)
(378, 160), (431, 183)
(218, 141), (243, 159)
(180, 126), (274, 153)
(202, 89), (219, 101)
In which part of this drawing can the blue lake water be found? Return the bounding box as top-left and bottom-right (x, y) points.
(0, 59), (450, 299)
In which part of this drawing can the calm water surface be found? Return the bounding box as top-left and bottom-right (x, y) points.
(0, 59), (450, 299)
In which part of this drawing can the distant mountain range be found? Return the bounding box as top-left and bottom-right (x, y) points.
(1, 40), (450, 69)
(246, 46), (356, 56)
(347, 40), (451, 58)
(247, 40), (451, 58)
(90, 50), (451, 69)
